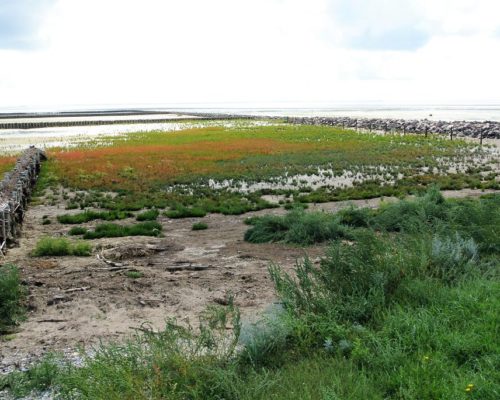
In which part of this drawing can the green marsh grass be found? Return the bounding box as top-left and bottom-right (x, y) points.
(31, 123), (498, 215)
(192, 222), (208, 230)
(32, 237), (92, 257)
(136, 209), (160, 221)
(83, 221), (162, 239)
(68, 226), (87, 236)
(0, 265), (25, 333)
(244, 209), (349, 245)
(57, 210), (133, 224)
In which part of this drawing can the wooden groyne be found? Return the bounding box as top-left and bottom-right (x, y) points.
(0, 147), (46, 253)
(0, 116), (242, 130)
(283, 116), (500, 141)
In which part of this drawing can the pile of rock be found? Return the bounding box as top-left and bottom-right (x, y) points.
(0, 147), (46, 253)
(283, 116), (500, 140)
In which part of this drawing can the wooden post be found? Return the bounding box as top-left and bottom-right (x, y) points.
(450, 127), (453, 140)
(480, 131), (483, 146)
(425, 126), (428, 138)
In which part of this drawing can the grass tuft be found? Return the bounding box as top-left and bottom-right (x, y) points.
(192, 222), (208, 231)
(32, 237), (92, 257)
(165, 206), (207, 219)
(57, 210), (133, 224)
(136, 209), (159, 221)
(0, 265), (25, 333)
(244, 209), (348, 245)
(68, 226), (87, 236)
(83, 221), (162, 239)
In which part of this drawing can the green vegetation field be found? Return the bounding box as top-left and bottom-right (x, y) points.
(30, 122), (498, 214)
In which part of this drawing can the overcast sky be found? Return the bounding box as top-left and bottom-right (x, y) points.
(1, 0), (499, 109)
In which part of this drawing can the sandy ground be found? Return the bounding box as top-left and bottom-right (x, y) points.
(0, 189), (497, 372)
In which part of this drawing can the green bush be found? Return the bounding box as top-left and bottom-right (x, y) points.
(337, 206), (373, 227)
(0, 265), (25, 333)
(57, 210), (133, 224)
(284, 202), (308, 210)
(192, 222), (208, 231)
(68, 226), (87, 236)
(125, 271), (143, 279)
(429, 233), (479, 284)
(372, 187), (447, 233)
(136, 209), (160, 221)
(83, 222), (162, 239)
(165, 206), (207, 219)
(32, 237), (92, 257)
(270, 231), (407, 327)
(244, 209), (348, 245)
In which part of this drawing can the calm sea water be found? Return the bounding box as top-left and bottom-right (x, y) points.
(1, 105), (500, 122)
(172, 105), (500, 122)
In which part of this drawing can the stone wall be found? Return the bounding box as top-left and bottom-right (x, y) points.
(283, 116), (500, 140)
(0, 147), (46, 253)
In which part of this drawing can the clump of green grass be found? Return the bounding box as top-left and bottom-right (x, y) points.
(83, 221), (162, 239)
(336, 205), (374, 227)
(0, 354), (60, 397)
(32, 237), (92, 257)
(284, 202), (308, 210)
(125, 271), (143, 279)
(136, 209), (159, 221)
(0, 265), (25, 333)
(164, 205), (207, 219)
(192, 222), (208, 231)
(372, 186), (447, 233)
(57, 210), (133, 224)
(68, 226), (87, 236)
(244, 209), (349, 245)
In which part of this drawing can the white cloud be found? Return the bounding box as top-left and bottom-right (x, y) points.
(0, 0), (499, 109)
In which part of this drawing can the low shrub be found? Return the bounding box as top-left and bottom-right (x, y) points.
(32, 237), (92, 257)
(429, 233), (479, 284)
(68, 226), (87, 236)
(136, 209), (159, 221)
(192, 222), (208, 231)
(125, 271), (143, 279)
(0, 265), (25, 333)
(83, 222), (162, 239)
(244, 209), (348, 245)
(372, 187), (447, 233)
(57, 210), (133, 224)
(336, 206), (373, 227)
(270, 231), (407, 328)
(165, 206), (207, 219)
(284, 202), (308, 210)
